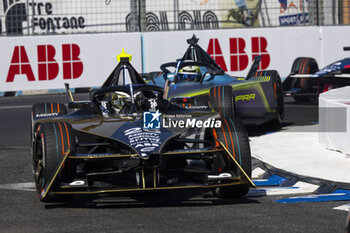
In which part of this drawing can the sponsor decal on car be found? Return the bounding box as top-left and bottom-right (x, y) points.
(35, 113), (59, 117)
(124, 127), (161, 158)
(258, 76), (271, 82)
(235, 93), (256, 102)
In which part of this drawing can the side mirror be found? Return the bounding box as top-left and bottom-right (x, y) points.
(200, 70), (224, 84)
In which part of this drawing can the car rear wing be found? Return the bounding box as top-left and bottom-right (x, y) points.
(245, 55), (262, 80)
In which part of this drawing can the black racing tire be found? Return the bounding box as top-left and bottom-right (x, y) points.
(32, 122), (75, 202)
(268, 70), (284, 128)
(31, 103), (67, 140)
(290, 57), (318, 102)
(274, 73), (284, 126)
(253, 70), (284, 129)
(214, 117), (251, 198)
(209, 85), (234, 118)
(291, 57), (319, 75)
(32, 102), (67, 116)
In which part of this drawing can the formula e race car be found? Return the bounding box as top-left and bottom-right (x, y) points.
(283, 47), (350, 102)
(30, 51), (255, 202)
(142, 35), (284, 127)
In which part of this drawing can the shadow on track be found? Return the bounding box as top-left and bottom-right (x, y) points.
(246, 97), (319, 137)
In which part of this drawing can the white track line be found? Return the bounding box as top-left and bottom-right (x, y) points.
(0, 105), (32, 110)
(333, 203), (350, 212)
(247, 181), (319, 197)
(252, 167), (267, 179)
(0, 182), (36, 191)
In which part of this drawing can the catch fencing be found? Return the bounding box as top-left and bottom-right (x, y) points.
(0, 0), (348, 36)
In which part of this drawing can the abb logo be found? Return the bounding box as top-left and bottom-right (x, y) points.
(6, 44), (83, 82)
(207, 37), (270, 72)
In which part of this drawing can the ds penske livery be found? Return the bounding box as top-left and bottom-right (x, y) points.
(142, 35), (284, 127)
(283, 46), (350, 102)
(31, 51), (254, 202)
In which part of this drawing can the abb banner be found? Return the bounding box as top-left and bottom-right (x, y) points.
(142, 27), (323, 78)
(2, 26), (350, 92)
(7, 44), (83, 83)
(207, 37), (270, 72)
(0, 33), (141, 92)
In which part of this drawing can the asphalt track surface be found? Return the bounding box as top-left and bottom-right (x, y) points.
(0, 94), (348, 233)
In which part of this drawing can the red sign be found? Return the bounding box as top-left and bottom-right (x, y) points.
(207, 37), (271, 72)
(6, 44), (83, 82)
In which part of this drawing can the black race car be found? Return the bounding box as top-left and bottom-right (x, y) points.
(31, 51), (254, 202)
(142, 35), (284, 127)
(283, 47), (350, 102)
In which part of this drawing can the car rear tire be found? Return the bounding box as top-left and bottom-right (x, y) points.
(31, 103), (67, 140)
(32, 102), (67, 116)
(209, 85), (234, 118)
(32, 122), (75, 202)
(213, 117), (251, 198)
(252, 70), (284, 129)
(290, 57), (318, 102)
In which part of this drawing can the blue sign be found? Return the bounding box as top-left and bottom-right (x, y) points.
(279, 13), (309, 26)
(143, 111), (161, 129)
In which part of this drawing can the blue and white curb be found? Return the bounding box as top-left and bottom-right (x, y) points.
(276, 189), (350, 203)
(253, 175), (287, 186)
(249, 167), (350, 206)
(248, 181), (319, 197)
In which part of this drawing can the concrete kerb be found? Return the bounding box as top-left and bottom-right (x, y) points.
(250, 124), (350, 190)
(252, 157), (350, 191)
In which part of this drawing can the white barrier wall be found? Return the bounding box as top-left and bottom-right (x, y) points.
(1, 26), (350, 92)
(142, 27), (322, 77)
(0, 33), (141, 92)
(319, 86), (350, 155)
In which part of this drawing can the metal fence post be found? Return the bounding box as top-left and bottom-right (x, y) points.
(31, 0), (34, 34)
(316, 0), (320, 25)
(130, 0), (139, 32)
(174, 0), (179, 30)
(139, 0), (146, 32)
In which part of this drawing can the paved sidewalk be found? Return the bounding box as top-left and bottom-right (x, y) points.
(250, 124), (350, 184)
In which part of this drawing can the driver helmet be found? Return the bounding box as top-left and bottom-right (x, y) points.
(111, 91), (144, 114)
(177, 64), (200, 82)
(111, 91), (130, 111)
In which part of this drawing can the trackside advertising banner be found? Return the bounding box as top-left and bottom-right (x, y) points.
(0, 33), (141, 92)
(1, 26), (350, 92)
(142, 27), (321, 78)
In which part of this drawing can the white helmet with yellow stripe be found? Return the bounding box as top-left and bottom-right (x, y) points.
(177, 63), (201, 82)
